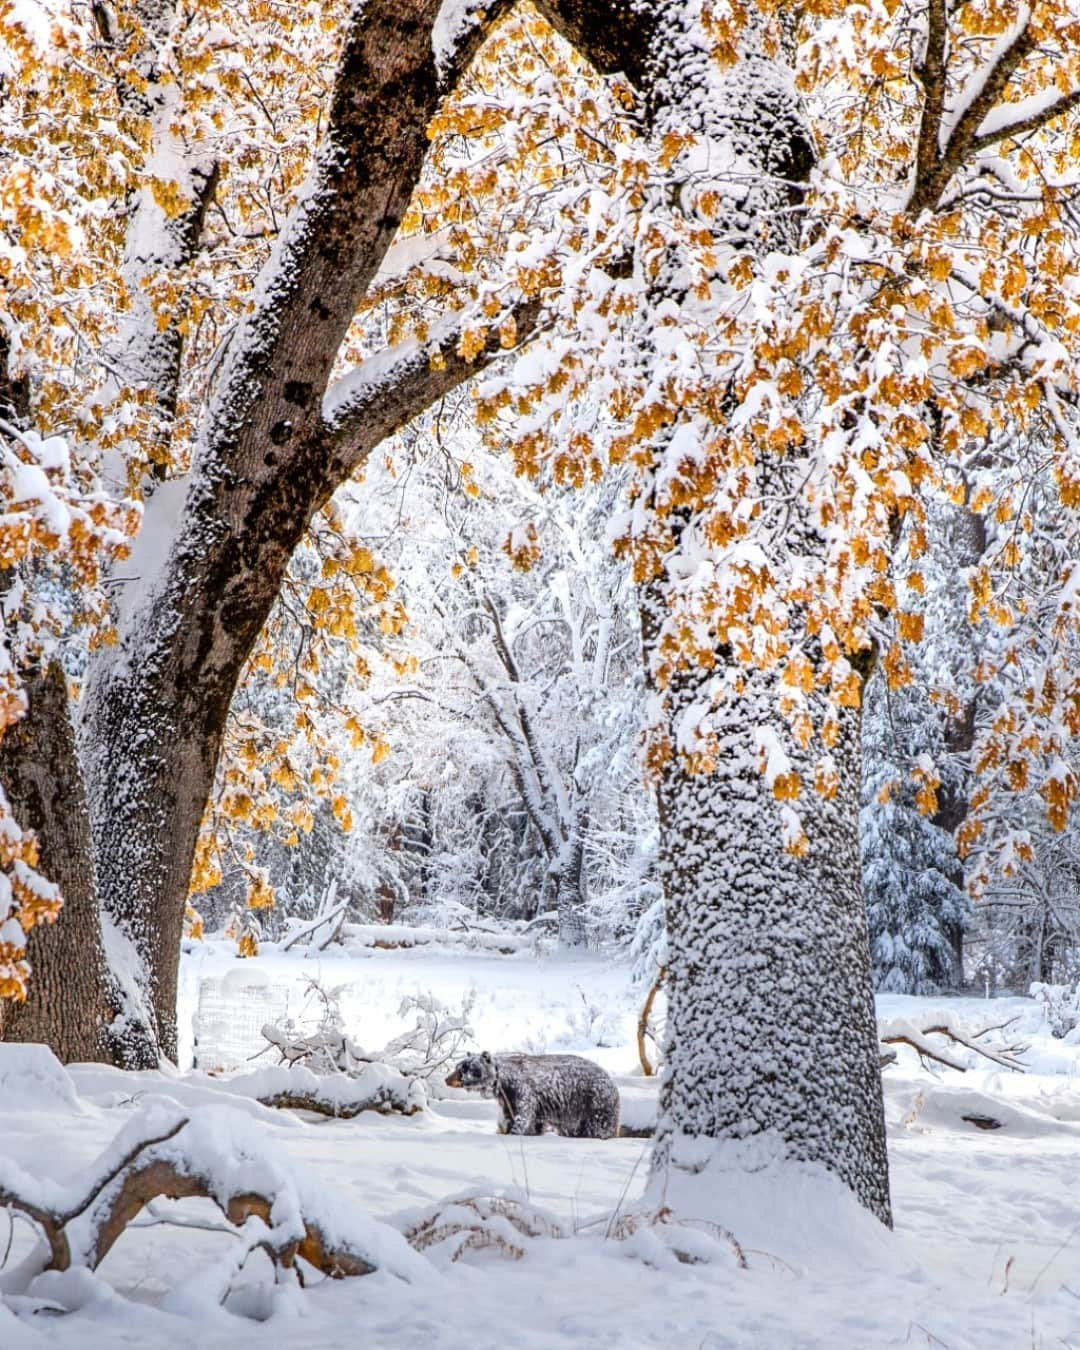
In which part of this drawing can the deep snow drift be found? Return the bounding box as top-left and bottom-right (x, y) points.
(2, 940), (1080, 1348)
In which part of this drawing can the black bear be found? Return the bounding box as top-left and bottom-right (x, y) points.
(446, 1051), (620, 1138)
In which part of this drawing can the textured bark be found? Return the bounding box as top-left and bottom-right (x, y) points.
(534, 0), (650, 82)
(554, 871), (587, 948)
(931, 503), (987, 981)
(650, 658), (891, 1224)
(553, 805), (589, 947)
(617, 1), (890, 1222)
(0, 664), (117, 1062)
(78, 4), (538, 1061)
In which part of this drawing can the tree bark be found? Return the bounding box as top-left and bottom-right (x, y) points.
(553, 803), (589, 948)
(587, 0), (890, 1221)
(650, 656), (891, 1223)
(0, 664), (119, 1062)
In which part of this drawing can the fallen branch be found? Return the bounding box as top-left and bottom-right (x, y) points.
(282, 902), (349, 953)
(0, 1104), (421, 1301)
(259, 985), (473, 1093)
(224, 1064), (427, 1118)
(257, 1090), (422, 1120)
(878, 1015), (1027, 1073)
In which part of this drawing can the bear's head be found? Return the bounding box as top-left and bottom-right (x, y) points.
(445, 1051), (496, 1091)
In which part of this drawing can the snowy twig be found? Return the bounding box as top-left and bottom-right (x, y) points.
(281, 902), (349, 952)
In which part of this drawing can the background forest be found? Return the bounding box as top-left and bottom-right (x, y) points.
(195, 401), (1080, 1000)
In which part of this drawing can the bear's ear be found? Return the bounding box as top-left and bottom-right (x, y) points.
(481, 1051), (493, 1063)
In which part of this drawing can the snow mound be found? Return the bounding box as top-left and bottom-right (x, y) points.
(220, 1062), (426, 1117)
(646, 1134), (902, 1275)
(887, 1079), (1080, 1138)
(343, 922), (530, 955)
(0, 1044), (82, 1114)
(614, 1079), (658, 1136)
(66, 1062), (302, 1124)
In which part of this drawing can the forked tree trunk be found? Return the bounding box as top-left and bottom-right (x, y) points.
(76, 0), (507, 1062)
(3, 0), (530, 1067)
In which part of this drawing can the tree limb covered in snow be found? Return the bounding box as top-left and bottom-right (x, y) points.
(0, 1106), (417, 1294)
(878, 1015), (1027, 1073)
(232, 1062), (427, 1118)
(315, 294), (544, 492)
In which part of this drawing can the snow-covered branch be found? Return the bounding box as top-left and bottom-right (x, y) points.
(878, 1015), (1027, 1073)
(0, 1103), (422, 1298)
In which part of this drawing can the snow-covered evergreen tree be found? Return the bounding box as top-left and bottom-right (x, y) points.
(861, 675), (969, 993)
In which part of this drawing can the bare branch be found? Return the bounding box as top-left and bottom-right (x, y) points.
(970, 88), (1080, 156)
(879, 1017), (1027, 1073)
(909, 16), (1038, 214)
(637, 965), (666, 1077)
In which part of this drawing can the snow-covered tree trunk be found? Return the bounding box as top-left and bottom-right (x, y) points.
(534, 0), (891, 1220)
(652, 655), (890, 1222)
(552, 803), (589, 948)
(72, 0), (527, 1063)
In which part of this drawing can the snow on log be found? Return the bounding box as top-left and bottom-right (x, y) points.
(0, 1101), (425, 1298)
(343, 922), (528, 955)
(222, 1062), (427, 1118)
(887, 1080), (1080, 1138)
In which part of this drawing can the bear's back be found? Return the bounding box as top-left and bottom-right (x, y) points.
(494, 1053), (619, 1138)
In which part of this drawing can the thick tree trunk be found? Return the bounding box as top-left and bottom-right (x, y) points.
(78, 1), (534, 1060)
(650, 657), (891, 1224)
(0, 664), (119, 1062)
(583, 0), (890, 1221)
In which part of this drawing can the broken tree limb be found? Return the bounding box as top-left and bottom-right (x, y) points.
(226, 1063), (427, 1118)
(637, 966), (666, 1077)
(878, 1015), (1027, 1073)
(0, 1104), (422, 1296)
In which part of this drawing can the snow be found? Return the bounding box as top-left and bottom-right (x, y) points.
(432, 2), (485, 83)
(106, 475), (189, 637)
(0, 1043), (82, 1114)
(5, 951), (1080, 1346)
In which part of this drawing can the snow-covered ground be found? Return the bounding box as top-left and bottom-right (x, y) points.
(4, 942), (1080, 1348)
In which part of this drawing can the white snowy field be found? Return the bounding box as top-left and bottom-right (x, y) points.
(3, 941), (1080, 1349)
